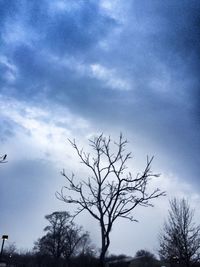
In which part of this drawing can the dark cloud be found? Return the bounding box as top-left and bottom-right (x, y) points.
(44, 1), (116, 55)
(0, 0), (118, 108)
(0, 2), (199, 181)
(130, 1), (200, 109)
(1, 0), (116, 52)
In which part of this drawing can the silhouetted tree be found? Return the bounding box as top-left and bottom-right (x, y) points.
(159, 198), (200, 267)
(106, 254), (131, 267)
(135, 249), (156, 260)
(57, 134), (165, 267)
(4, 248), (37, 267)
(77, 231), (97, 256)
(35, 211), (89, 267)
(40, 212), (69, 260)
(127, 249), (158, 267)
(62, 225), (89, 267)
(4, 242), (17, 257)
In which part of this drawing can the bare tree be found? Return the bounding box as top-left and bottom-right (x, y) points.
(159, 198), (200, 267)
(57, 134), (165, 267)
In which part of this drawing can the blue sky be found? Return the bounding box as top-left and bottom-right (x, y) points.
(0, 0), (200, 256)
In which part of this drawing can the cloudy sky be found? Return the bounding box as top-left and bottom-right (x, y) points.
(0, 0), (200, 257)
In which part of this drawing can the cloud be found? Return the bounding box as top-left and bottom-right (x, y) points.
(0, 95), (93, 249)
(0, 95), (91, 158)
(0, 0), (198, 186)
(0, 55), (18, 84)
(90, 63), (131, 91)
(13, 0), (116, 55)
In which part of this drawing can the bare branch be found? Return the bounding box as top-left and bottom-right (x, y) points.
(159, 198), (200, 267)
(58, 134), (165, 266)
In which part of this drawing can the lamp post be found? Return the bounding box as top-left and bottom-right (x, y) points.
(0, 235), (8, 261)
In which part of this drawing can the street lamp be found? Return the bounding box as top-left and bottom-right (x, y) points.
(0, 235), (8, 261)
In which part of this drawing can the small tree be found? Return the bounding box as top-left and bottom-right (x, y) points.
(135, 249), (156, 260)
(134, 249), (157, 267)
(159, 198), (200, 267)
(35, 211), (88, 267)
(57, 134), (165, 267)
(62, 224), (89, 267)
(34, 211), (69, 266)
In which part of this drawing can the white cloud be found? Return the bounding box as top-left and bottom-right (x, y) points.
(100, 0), (128, 23)
(47, 53), (131, 91)
(0, 95), (91, 166)
(90, 63), (131, 91)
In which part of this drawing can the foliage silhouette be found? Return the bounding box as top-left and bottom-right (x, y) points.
(34, 211), (91, 267)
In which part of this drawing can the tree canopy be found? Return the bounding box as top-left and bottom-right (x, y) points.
(35, 211), (91, 267)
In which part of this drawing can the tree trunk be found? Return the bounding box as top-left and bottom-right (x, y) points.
(99, 230), (110, 267)
(99, 250), (106, 267)
(99, 237), (106, 267)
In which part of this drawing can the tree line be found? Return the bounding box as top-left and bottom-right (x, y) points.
(3, 197), (200, 267)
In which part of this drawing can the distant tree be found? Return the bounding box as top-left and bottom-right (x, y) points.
(57, 134), (165, 267)
(4, 242), (17, 257)
(106, 254), (130, 267)
(159, 198), (200, 267)
(39, 212), (69, 260)
(135, 249), (156, 260)
(62, 224), (89, 267)
(107, 254), (128, 261)
(77, 231), (96, 256)
(3, 248), (36, 267)
(132, 250), (158, 267)
(35, 211), (90, 267)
